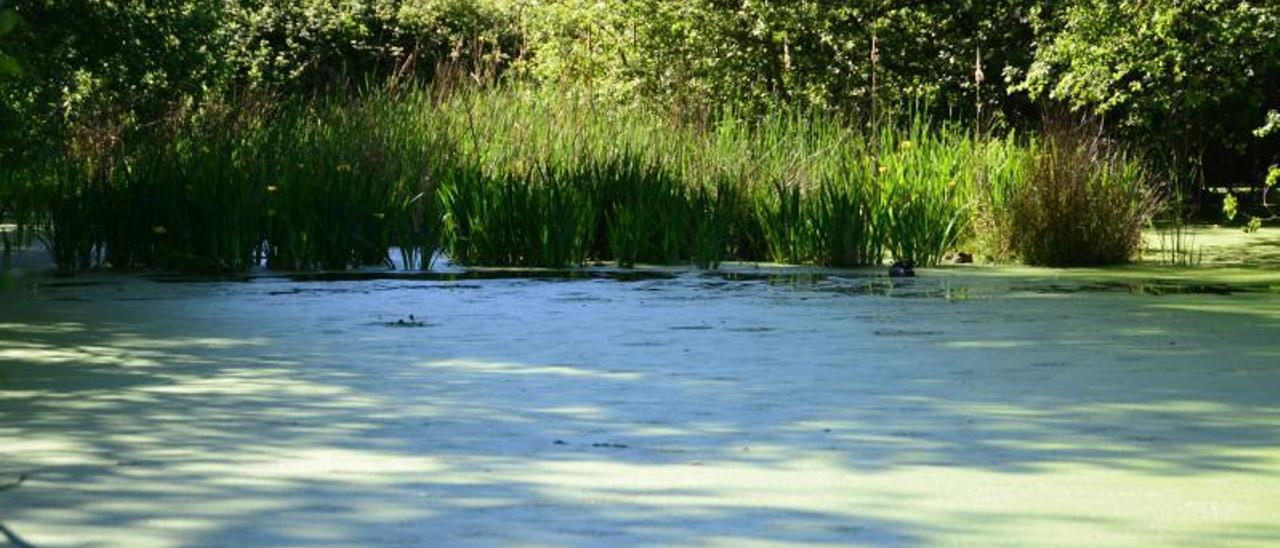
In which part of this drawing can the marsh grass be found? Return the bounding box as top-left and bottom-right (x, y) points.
(1152, 221), (1203, 267)
(1000, 119), (1163, 266)
(809, 171), (881, 266)
(972, 136), (1036, 261)
(1149, 181), (1203, 267)
(600, 159), (690, 267)
(5, 82), (1066, 272)
(690, 180), (741, 269)
(0, 166), (42, 262)
(439, 166), (597, 267)
(875, 119), (977, 266)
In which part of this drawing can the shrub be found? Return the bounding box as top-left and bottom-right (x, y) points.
(1001, 119), (1162, 266)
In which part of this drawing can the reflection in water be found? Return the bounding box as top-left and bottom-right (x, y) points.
(10, 266), (1277, 302)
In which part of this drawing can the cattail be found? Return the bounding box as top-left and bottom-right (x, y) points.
(783, 36), (792, 74)
(974, 47), (985, 85)
(974, 46), (984, 140)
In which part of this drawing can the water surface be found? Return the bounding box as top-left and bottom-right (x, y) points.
(2, 266), (1279, 545)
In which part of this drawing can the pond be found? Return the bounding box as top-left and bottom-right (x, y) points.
(2, 257), (1280, 545)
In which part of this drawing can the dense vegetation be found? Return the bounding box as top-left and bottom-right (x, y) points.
(2, 0), (1277, 271)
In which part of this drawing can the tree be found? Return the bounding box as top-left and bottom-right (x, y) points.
(0, 5), (19, 78)
(520, 0), (1046, 125)
(1019, 0), (1280, 186)
(0, 0), (226, 160)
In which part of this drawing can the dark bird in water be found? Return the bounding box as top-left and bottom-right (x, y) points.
(393, 314), (425, 327)
(889, 261), (915, 278)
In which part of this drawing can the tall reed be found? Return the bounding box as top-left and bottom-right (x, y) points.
(9, 82), (1057, 272)
(1000, 118), (1162, 266)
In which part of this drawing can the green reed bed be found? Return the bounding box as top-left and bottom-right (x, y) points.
(255, 97), (444, 270)
(3, 84), (1062, 272)
(991, 119), (1162, 267)
(7, 93), (447, 272)
(874, 119), (977, 266)
(439, 164), (598, 267)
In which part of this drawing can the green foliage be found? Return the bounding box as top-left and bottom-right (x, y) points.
(999, 119), (1162, 266)
(439, 166), (598, 267)
(875, 122), (976, 266)
(1222, 193), (1239, 223)
(256, 97), (445, 270)
(14, 83), (1045, 272)
(806, 173), (879, 268)
(600, 159), (691, 267)
(972, 135), (1036, 261)
(0, 0), (226, 160)
(519, 0), (1040, 123)
(0, 7), (20, 77)
(1019, 0), (1280, 179)
(18, 0), (1272, 270)
(27, 90), (446, 272)
(690, 180), (741, 269)
(225, 0), (519, 92)
(0, 0), (522, 163)
(4, 0), (1278, 193)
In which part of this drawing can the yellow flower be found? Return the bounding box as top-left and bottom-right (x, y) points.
(947, 180), (957, 189)
(899, 140), (914, 151)
(266, 185), (278, 193)
(152, 225), (167, 235)
(878, 166), (889, 175)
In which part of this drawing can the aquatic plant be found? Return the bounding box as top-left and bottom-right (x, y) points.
(9, 82), (1069, 272)
(876, 119), (976, 266)
(691, 179), (742, 269)
(0, 165), (46, 262)
(808, 169), (881, 267)
(1002, 118), (1163, 266)
(972, 135), (1036, 262)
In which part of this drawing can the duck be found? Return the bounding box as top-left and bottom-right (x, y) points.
(889, 260), (915, 278)
(393, 314), (425, 327)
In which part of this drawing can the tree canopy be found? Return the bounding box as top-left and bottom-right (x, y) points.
(2, 0), (1277, 187)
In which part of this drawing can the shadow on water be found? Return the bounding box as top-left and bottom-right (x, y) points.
(3, 261), (1280, 544)
(0, 477), (33, 547)
(0, 316), (941, 545)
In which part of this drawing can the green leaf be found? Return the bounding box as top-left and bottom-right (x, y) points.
(0, 52), (19, 77)
(0, 9), (18, 37)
